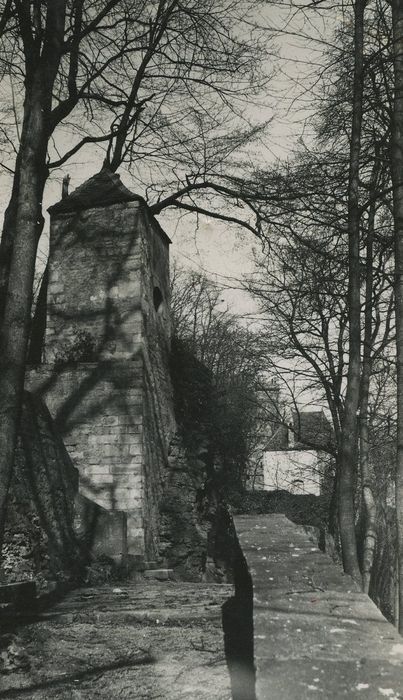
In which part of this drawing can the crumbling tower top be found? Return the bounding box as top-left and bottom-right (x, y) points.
(48, 169), (142, 215)
(44, 170), (171, 364)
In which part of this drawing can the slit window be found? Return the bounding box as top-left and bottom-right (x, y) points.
(153, 286), (163, 312)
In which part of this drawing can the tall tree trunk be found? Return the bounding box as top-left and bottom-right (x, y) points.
(0, 1), (67, 548)
(359, 181), (377, 594)
(391, 0), (403, 633)
(0, 86), (48, 541)
(338, 0), (366, 583)
(0, 155), (21, 328)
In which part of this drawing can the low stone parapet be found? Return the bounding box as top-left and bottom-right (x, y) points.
(233, 514), (403, 699)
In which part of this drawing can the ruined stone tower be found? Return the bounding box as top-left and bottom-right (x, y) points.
(28, 170), (175, 562)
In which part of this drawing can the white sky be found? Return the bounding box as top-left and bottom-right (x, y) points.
(0, 2), (337, 316)
(161, 2), (335, 316)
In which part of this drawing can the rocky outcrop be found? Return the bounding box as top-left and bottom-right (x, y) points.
(158, 437), (209, 580)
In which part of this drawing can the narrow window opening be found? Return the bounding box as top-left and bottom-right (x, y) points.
(153, 286), (163, 312)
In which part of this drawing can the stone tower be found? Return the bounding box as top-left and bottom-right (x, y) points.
(28, 170), (175, 562)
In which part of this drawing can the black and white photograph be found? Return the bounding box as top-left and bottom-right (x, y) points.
(0, 1), (403, 698)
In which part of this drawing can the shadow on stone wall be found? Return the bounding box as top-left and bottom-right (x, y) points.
(2, 392), (86, 593)
(157, 436), (211, 580)
(2, 391), (133, 596)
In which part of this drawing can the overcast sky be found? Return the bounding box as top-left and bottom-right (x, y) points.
(160, 3), (334, 316)
(0, 2), (336, 316)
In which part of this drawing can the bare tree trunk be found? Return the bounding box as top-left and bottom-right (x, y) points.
(0, 157), (21, 327)
(338, 0), (366, 583)
(0, 1), (67, 548)
(360, 383), (377, 594)
(391, 0), (403, 634)
(360, 169), (378, 594)
(0, 89), (47, 540)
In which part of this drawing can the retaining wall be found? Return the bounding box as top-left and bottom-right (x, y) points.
(231, 514), (403, 699)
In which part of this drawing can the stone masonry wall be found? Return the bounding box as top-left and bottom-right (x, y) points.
(26, 197), (175, 561)
(26, 361), (145, 555)
(45, 202), (144, 363)
(138, 209), (175, 560)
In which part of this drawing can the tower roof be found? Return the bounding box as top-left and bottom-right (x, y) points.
(48, 169), (144, 215)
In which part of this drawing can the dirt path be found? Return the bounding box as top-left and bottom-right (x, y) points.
(0, 582), (233, 699)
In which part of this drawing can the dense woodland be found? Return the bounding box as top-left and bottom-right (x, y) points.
(1, 0), (403, 633)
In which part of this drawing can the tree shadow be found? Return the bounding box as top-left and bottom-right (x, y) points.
(0, 652), (155, 698)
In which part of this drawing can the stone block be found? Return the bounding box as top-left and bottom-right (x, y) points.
(114, 490), (141, 510)
(83, 463), (111, 476)
(111, 462), (140, 474)
(90, 474), (114, 486)
(86, 454), (103, 465)
(113, 474), (143, 488)
(143, 568), (174, 581)
(129, 443), (142, 456)
(74, 495), (127, 564)
(69, 450), (84, 461)
(101, 445), (119, 457)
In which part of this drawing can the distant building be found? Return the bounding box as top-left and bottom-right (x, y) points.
(253, 409), (333, 496)
(262, 449), (324, 496)
(247, 382), (282, 489)
(291, 410), (334, 452)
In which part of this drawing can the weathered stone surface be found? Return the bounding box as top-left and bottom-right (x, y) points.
(27, 363), (145, 522)
(1, 393), (82, 593)
(158, 437), (210, 581)
(143, 568), (174, 581)
(26, 193), (175, 562)
(74, 495), (128, 565)
(234, 514), (403, 699)
(1, 582), (233, 699)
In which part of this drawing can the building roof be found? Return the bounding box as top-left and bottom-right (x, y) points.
(292, 410), (333, 450)
(48, 169), (172, 245)
(263, 410), (333, 452)
(48, 169), (144, 215)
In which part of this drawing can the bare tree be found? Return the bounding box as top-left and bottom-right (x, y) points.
(0, 0), (69, 541)
(171, 267), (268, 489)
(246, 137), (395, 588)
(0, 0), (272, 547)
(391, 0), (403, 632)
